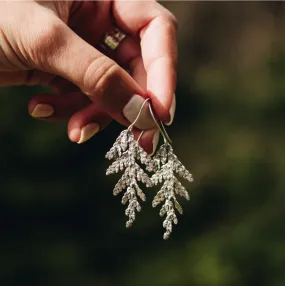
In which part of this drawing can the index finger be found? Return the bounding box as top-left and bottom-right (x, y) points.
(113, 0), (177, 123)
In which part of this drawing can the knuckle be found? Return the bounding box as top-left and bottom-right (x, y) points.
(83, 56), (121, 96)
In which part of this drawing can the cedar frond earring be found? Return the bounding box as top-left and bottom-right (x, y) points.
(148, 106), (194, 240)
(105, 99), (154, 228)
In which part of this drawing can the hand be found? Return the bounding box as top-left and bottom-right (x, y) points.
(0, 1), (177, 154)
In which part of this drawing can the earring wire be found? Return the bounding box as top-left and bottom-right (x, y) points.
(127, 97), (172, 145)
(160, 120), (172, 144)
(128, 98), (150, 131)
(137, 131), (144, 142)
(148, 104), (172, 144)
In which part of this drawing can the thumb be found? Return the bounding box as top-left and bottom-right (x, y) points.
(26, 13), (154, 130)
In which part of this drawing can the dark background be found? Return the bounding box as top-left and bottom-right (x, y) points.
(1, 2), (285, 286)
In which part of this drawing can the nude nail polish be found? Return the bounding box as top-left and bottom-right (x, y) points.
(150, 129), (160, 156)
(123, 95), (155, 130)
(165, 94), (176, 126)
(77, 123), (100, 144)
(31, 104), (54, 118)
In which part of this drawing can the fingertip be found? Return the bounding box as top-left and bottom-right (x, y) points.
(150, 129), (160, 156)
(30, 104), (54, 119)
(122, 94), (156, 130)
(67, 103), (111, 144)
(28, 94), (55, 118)
(165, 93), (176, 126)
(148, 90), (173, 123)
(68, 128), (81, 143)
(28, 94), (43, 115)
(77, 123), (100, 144)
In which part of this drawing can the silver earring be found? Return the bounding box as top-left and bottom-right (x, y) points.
(148, 106), (194, 240)
(105, 99), (154, 228)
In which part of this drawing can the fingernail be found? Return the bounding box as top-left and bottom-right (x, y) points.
(77, 123), (100, 144)
(165, 94), (176, 126)
(150, 130), (160, 156)
(31, 104), (54, 118)
(123, 95), (155, 130)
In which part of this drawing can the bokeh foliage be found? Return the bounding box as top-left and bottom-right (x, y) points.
(1, 2), (285, 286)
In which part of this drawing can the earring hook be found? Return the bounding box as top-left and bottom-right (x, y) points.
(127, 97), (172, 145)
(148, 104), (172, 144)
(128, 98), (150, 131)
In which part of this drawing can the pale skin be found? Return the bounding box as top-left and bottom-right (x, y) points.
(0, 0), (177, 154)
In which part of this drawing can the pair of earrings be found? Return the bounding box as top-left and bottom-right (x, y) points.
(105, 99), (193, 239)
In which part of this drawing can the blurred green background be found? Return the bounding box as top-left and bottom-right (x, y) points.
(1, 2), (285, 286)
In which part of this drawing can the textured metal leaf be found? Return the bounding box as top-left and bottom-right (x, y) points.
(151, 142), (193, 239)
(106, 129), (153, 228)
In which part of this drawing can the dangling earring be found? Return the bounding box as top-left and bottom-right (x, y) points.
(148, 105), (194, 240)
(105, 99), (155, 228)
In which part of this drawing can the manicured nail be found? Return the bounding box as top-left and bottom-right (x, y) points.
(77, 123), (100, 144)
(123, 95), (155, 130)
(151, 130), (160, 156)
(165, 94), (176, 126)
(31, 104), (54, 118)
